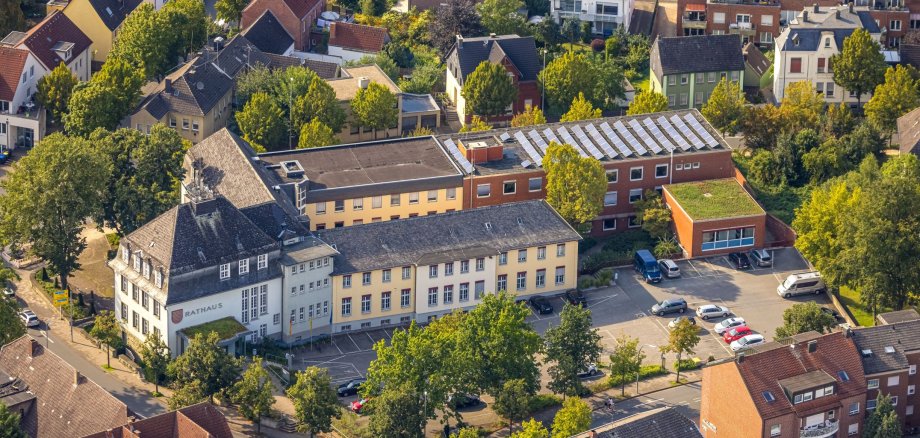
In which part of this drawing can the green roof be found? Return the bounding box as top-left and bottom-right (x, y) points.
(665, 179), (764, 220)
(180, 317), (248, 341)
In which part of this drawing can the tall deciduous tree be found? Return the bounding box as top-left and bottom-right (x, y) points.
(90, 311), (122, 368)
(774, 302), (838, 338)
(831, 28), (886, 106)
(0, 401), (27, 438)
(512, 419), (549, 438)
(36, 63), (78, 124)
(236, 92), (286, 151)
(462, 61), (518, 117)
(351, 82), (398, 139)
(66, 58), (144, 136)
(429, 0), (483, 53)
(540, 52), (623, 113)
(511, 105), (547, 127)
(0, 134), (107, 290)
(701, 77), (745, 136)
(140, 333), (171, 395)
(492, 379), (532, 434)
(298, 120), (339, 149)
(550, 398), (591, 437)
(875, 411), (901, 438)
(215, 0), (249, 25)
(608, 334), (643, 396)
(0, 299), (25, 346)
(286, 367), (342, 437)
(161, 0), (208, 60)
(460, 115), (492, 132)
(660, 318), (699, 383)
(477, 0), (525, 35)
(544, 304), (602, 396)
(864, 393), (896, 438)
(111, 3), (167, 78)
(740, 104), (784, 150)
(368, 383), (427, 438)
(543, 141), (606, 227)
(0, 0), (26, 39)
(865, 65), (920, 139)
(168, 332), (243, 405)
(292, 77), (346, 133)
(779, 81), (824, 133)
(232, 358), (276, 432)
(634, 190), (671, 240)
(560, 92), (601, 122)
(627, 90), (669, 115)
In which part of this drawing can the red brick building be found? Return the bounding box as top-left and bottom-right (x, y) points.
(676, 0), (841, 46)
(241, 0), (324, 51)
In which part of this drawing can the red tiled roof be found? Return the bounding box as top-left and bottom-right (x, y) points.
(328, 22), (390, 53)
(734, 332), (867, 419)
(281, 0), (321, 18)
(82, 403), (234, 438)
(19, 10), (93, 72)
(0, 47), (29, 101)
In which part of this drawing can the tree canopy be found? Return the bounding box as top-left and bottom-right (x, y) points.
(539, 52), (624, 113)
(511, 105), (547, 127)
(774, 302), (838, 338)
(831, 28), (886, 105)
(477, 0), (525, 35)
(0, 299), (25, 347)
(0, 401), (27, 438)
(36, 63), (78, 124)
(492, 379), (532, 434)
(232, 358), (275, 432)
(462, 61), (519, 117)
(511, 418), (549, 438)
(351, 82), (399, 139)
(215, 0), (249, 25)
(367, 383), (428, 438)
(865, 65), (920, 138)
(550, 398), (591, 437)
(460, 115), (492, 132)
(168, 332), (243, 407)
(608, 333), (643, 396)
(236, 92), (287, 152)
(429, 0), (483, 53)
(661, 317), (699, 382)
(543, 141), (606, 227)
(298, 120), (339, 149)
(627, 90), (669, 115)
(90, 311), (122, 368)
(65, 58), (144, 136)
(140, 333), (171, 395)
(701, 78), (745, 136)
(560, 92), (602, 122)
(544, 304), (602, 397)
(287, 367), (341, 437)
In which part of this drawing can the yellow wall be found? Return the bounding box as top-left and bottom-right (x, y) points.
(336, 101), (402, 144)
(129, 92), (233, 143)
(496, 241), (578, 298)
(63, 0), (113, 62)
(308, 187), (464, 230)
(331, 266), (416, 326)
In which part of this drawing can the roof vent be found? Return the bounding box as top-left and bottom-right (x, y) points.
(517, 217), (524, 225)
(281, 160), (305, 179)
(196, 81), (204, 91)
(885, 346), (896, 354)
(792, 33), (800, 46)
(861, 349), (873, 358)
(807, 340), (817, 353)
(357, 76), (370, 89)
(484, 222), (492, 230)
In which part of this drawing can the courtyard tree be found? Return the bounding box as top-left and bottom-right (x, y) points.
(0, 134), (107, 291)
(512, 419), (549, 438)
(779, 81), (824, 133)
(864, 393), (896, 438)
(627, 90), (669, 115)
(168, 331), (243, 405)
(634, 190), (672, 240)
(539, 52), (596, 112)
(236, 92), (286, 151)
(550, 398), (591, 437)
(291, 76), (346, 133)
(544, 304), (602, 396)
(492, 379), (532, 434)
(232, 358), (275, 432)
(831, 28), (886, 106)
(140, 333), (171, 395)
(661, 317), (699, 383)
(560, 92), (601, 122)
(511, 105), (547, 127)
(774, 302), (838, 338)
(297, 119), (339, 149)
(287, 367), (341, 438)
(351, 82), (399, 139)
(543, 141), (606, 228)
(90, 311), (122, 369)
(865, 65), (920, 140)
(702, 78), (745, 136)
(428, 0), (483, 53)
(368, 383), (428, 438)
(0, 401), (27, 438)
(460, 115), (492, 132)
(36, 63), (78, 124)
(462, 61), (519, 117)
(608, 333), (643, 396)
(111, 3), (168, 78)
(215, 0), (249, 25)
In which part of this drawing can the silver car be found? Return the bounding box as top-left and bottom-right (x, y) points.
(19, 310), (39, 328)
(696, 304), (730, 321)
(658, 259), (681, 278)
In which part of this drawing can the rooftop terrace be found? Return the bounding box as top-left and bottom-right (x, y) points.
(665, 178), (764, 220)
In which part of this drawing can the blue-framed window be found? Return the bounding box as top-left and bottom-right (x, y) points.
(701, 227), (755, 251)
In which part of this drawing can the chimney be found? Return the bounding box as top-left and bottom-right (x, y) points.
(802, 10), (808, 22)
(212, 36), (224, 52)
(736, 352), (745, 363)
(74, 369), (81, 386)
(357, 76), (370, 89)
(807, 340), (818, 353)
(331, 22), (337, 39)
(30, 339), (40, 357)
(456, 34), (464, 49)
(813, 3), (819, 12)
(164, 78), (173, 94)
(835, 9), (840, 18)
(848, 2), (854, 13)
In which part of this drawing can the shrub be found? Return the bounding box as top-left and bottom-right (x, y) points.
(578, 277), (595, 290)
(595, 270), (613, 286)
(653, 240), (680, 258)
(105, 233), (121, 248)
(590, 38), (605, 52)
(578, 237), (597, 254)
(675, 359), (701, 372)
(526, 394), (562, 415)
(607, 364), (667, 387)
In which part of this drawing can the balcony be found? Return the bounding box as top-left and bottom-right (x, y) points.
(683, 15), (708, 28)
(729, 21), (756, 35)
(800, 419), (839, 438)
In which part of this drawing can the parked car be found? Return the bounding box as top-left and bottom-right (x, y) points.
(577, 363), (599, 378)
(2, 287), (13, 299)
(650, 298), (687, 316)
(723, 325), (753, 343)
(529, 296), (553, 315)
(730, 334), (766, 352)
(563, 289), (587, 307)
(714, 317), (746, 335)
(728, 252), (752, 270)
(821, 307), (841, 320)
(658, 259), (681, 279)
(777, 272), (826, 298)
(696, 304), (730, 321)
(19, 310), (39, 328)
(749, 249), (773, 267)
(337, 378), (365, 397)
(634, 250), (662, 283)
(448, 393), (482, 409)
(668, 316), (696, 329)
(350, 398), (370, 413)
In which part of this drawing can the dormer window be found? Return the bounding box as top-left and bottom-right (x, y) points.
(220, 263), (230, 280)
(155, 270), (162, 288)
(142, 260), (150, 279)
(239, 258), (249, 275)
(257, 254), (267, 270)
(133, 252), (142, 271)
(122, 247), (129, 262)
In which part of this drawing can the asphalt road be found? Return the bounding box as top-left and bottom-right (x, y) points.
(590, 382), (702, 428)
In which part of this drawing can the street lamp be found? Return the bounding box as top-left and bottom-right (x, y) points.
(636, 344), (657, 394)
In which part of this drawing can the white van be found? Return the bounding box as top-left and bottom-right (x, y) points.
(777, 272), (826, 298)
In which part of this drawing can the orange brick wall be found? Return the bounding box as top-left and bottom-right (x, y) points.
(701, 362), (764, 437)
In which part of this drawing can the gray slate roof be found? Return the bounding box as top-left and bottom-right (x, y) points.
(136, 58), (233, 117)
(89, 0), (142, 30)
(897, 106), (920, 155)
(651, 35), (744, 77)
(316, 200), (580, 275)
(595, 407), (702, 438)
(241, 10), (294, 55)
(446, 34), (542, 85)
(851, 320), (920, 375)
(782, 28), (854, 51)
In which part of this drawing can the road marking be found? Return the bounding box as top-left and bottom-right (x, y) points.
(347, 334), (361, 351)
(331, 338), (344, 355)
(304, 355), (347, 367)
(365, 332), (375, 345)
(686, 260), (703, 277)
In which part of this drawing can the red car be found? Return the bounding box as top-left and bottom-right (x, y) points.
(351, 398), (370, 414)
(723, 325), (753, 343)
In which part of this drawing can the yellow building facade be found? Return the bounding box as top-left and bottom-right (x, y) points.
(307, 187), (463, 230)
(60, 0), (140, 63)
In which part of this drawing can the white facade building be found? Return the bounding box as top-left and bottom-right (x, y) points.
(0, 47), (47, 150)
(551, 0), (634, 35)
(414, 255), (498, 321)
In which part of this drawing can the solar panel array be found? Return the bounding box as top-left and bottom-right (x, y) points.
(444, 112), (723, 170)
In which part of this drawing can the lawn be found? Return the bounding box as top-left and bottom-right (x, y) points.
(631, 71), (650, 93)
(665, 179), (765, 220)
(181, 317), (248, 341)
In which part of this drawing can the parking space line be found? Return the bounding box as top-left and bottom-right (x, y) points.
(347, 334), (361, 351)
(686, 260), (703, 277)
(331, 338), (344, 355)
(383, 329), (392, 339)
(365, 332), (375, 345)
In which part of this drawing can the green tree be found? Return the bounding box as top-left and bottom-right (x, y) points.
(627, 90), (669, 115)
(539, 52), (596, 112)
(543, 141), (606, 227)
(701, 78), (745, 136)
(236, 92), (286, 151)
(286, 367), (341, 437)
(293, 77), (346, 133)
(111, 4), (167, 77)
(550, 398), (591, 437)
(140, 333), (171, 395)
(398, 61), (443, 94)
(560, 92), (602, 122)
(161, 0), (208, 60)
(168, 332), (243, 404)
(215, 0), (249, 24)
(232, 358), (276, 432)
(747, 149), (783, 186)
(360, 0), (387, 16)
(780, 81), (824, 133)
(802, 138), (846, 184)
(634, 190), (671, 240)
(544, 304), (602, 396)
(492, 379), (532, 434)
(90, 311), (122, 368)
(169, 379), (207, 410)
(608, 333), (642, 396)
(462, 61), (519, 117)
(66, 83), (127, 137)
(793, 178), (860, 286)
(0, 401), (27, 438)
(740, 104), (784, 150)
(428, 0), (484, 54)
(0, 134), (107, 290)
(864, 393), (896, 438)
(351, 82), (399, 139)
(477, 0), (525, 35)
(0, 0), (26, 39)
(823, 102), (856, 138)
(511, 418), (549, 438)
(874, 411), (902, 438)
(36, 63), (78, 124)
(0, 299), (25, 346)
(561, 18), (581, 44)
(660, 317), (699, 383)
(831, 28), (886, 105)
(298, 119), (339, 149)
(368, 384), (427, 438)
(865, 65), (920, 139)
(511, 105), (547, 127)
(456, 428), (480, 438)
(460, 115), (492, 132)
(774, 302), (838, 338)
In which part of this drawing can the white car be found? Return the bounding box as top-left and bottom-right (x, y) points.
(19, 310), (39, 328)
(2, 287), (13, 299)
(714, 317), (746, 335)
(696, 304), (730, 321)
(730, 334), (765, 352)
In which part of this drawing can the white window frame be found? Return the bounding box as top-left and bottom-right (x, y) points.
(629, 167), (643, 181)
(239, 259), (249, 275)
(655, 163), (668, 179)
(220, 263), (230, 280)
(257, 254), (268, 270)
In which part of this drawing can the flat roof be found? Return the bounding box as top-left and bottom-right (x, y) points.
(664, 178), (764, 221)
(328, 65), (399, 100)
(778, 370), (836, 395)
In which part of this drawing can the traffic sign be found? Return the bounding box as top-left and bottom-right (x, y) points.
(53, 290), (68, 306)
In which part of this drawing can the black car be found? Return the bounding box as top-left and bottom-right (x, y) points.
(449, 393), (482, 409)
(728, 252), (752, 270)
(563, 289), (587, 307)
(821, 307), (841, 320)
(529, 296), (553, 314)
(337, 378), (366, 397)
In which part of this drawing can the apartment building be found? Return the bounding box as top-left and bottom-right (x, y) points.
(550, 0), (634, 35)
(773, 4), (882, 105)
(650, 35), (746, 109)
(316, 200), (580, 332)
(678, 0), (780, 45)
(0, 46), (47, 150)
(6, 10), (93, 81)
(240, 0), (325, 51)
(700, 331), (868, 438)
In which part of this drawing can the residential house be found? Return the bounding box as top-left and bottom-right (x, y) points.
(897, 106), (920, 155)
(551, 0), (634, 35)
(851, 317), (920, 432)
(316, 200), (581, 331)
(773, 4), (882, 106)
(572, 407), (702, 437)
(700, 331), (868, 438)
(743, 42), (771, 90)
(0, 336), (131, 438)
(53, 0), (143, 63)
(240, 10), (295, 56)
(0, 46), (47, 150)
(327, 22), (390, 64)
(82, 403), (233, 438)
(677, 0), (779, 45)
(9, 10), (93, 81)
(854, 0), (909, 48)
(241, 0), (325, 52)
(650, 35), (745, 109)
(444, 34), (543, 125)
